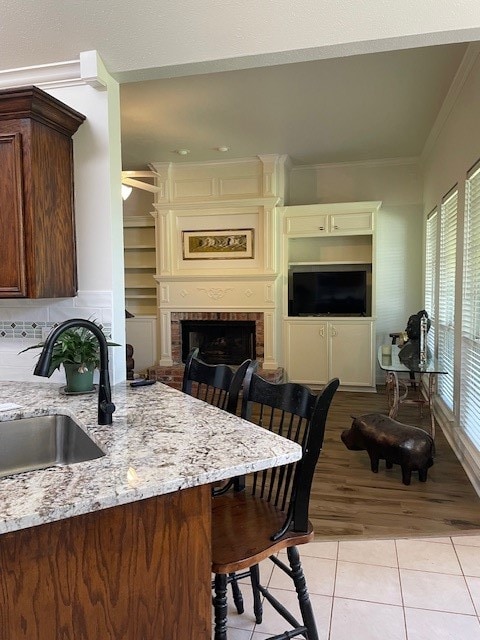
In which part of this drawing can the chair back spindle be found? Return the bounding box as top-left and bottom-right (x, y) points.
(240, 372), (339, 540)
(182, 347), (254, 414)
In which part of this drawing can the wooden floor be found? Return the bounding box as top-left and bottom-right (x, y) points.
(311, 385), (480, 541)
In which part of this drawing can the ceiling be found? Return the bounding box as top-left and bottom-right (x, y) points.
(0, 2), (473, 171)
(120, 43), (468, 169)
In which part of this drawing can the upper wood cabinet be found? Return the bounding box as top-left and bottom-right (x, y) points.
(0, 86), (85, 298)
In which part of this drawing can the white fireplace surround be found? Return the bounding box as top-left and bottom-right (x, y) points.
(157, 283), (278, 368)
(150, 156), (288, 370)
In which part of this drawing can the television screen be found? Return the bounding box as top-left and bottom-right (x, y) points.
(290, 270), (367, 316)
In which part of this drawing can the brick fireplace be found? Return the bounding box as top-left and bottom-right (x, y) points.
(147, 311), (282, 389)
(172, 312), (263, 364)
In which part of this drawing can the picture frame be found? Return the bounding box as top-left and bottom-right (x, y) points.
(182, 229), (254, 260)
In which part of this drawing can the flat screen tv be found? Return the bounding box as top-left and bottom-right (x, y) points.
(290, 270), (367, 316)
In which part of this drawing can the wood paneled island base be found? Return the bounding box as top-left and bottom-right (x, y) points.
(0, 485), (211, 639)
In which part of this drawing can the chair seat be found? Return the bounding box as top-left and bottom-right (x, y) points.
(212, 492), (313, 574)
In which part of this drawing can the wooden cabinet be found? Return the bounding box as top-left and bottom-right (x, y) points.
(0, 486), (212, 639)
(285, 319), (374, 387)
(0, 86), (85, 298)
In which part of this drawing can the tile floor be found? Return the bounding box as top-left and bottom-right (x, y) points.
(216, 534), (480, 640)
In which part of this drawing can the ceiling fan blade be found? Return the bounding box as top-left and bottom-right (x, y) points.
(121, 177), (161, 193)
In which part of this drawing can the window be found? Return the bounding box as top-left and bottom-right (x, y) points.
(460, 162), (480, 446)
(425, 209), (438, 356)
(437, 188), (457, 411)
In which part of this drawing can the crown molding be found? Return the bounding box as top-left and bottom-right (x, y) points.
(0, 50), (107, 91)
(290, 156), (420, 171)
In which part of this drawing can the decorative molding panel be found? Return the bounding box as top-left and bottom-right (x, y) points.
(158, 278), (278, 310)
(197, 287), (234, 301)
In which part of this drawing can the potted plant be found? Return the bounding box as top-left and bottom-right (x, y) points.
(20, 322), (120, 393)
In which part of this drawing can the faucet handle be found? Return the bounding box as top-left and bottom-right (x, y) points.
(100, 401), (116, 415)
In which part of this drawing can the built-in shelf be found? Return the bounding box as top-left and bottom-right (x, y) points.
(124, 244), (156, 250)
(289, 261), (370, 267)
(123, 215), (157, 317)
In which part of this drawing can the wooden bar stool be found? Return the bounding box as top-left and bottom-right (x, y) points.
(212, 372), (339, 639)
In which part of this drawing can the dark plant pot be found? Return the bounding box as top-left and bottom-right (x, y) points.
(63, 362), (95, 393)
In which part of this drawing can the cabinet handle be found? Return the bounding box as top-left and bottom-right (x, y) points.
(318, 226), (325, 230)
(331, 326), (337, 337)
(319, 326), (325, 338)
(333, 225), (339, 230)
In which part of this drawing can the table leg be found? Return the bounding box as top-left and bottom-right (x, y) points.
(386, 371), (400, 419)
(427, 373), (436, 440)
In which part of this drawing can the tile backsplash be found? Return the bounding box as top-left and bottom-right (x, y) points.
(0, 321), (112, 340)
(0, 290), (117, 382)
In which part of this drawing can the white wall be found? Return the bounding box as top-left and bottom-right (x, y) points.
(423, 52), (480, 210)
(289, 159), (425, 381)
(421, 49), (480, 491)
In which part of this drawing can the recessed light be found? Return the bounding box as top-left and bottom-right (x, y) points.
(216, 146), (230, 152)
(175, 149), (190, 155)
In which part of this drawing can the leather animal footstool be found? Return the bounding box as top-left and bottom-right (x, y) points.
(341, 413), (434, 485)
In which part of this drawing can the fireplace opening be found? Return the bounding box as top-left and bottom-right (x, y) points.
(181, 320), (256, 365)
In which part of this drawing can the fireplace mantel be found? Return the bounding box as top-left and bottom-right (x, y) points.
(157, 276), (279, 369)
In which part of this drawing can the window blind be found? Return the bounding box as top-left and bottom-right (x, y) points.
(425, 209), (438, 356)
(460, 163), (480, 446)
(438, 189), (457, 410)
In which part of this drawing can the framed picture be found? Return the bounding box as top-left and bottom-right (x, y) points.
(182, 229), (254, 260)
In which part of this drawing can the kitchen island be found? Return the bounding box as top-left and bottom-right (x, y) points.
(0, 380), (301, 640)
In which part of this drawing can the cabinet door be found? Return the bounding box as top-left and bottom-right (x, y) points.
(329, 321), (374, 386)
(0, 133), (27, 297)
(285, 215), (328, 235)
(329, 212), (373, 234)
(285, 321), (328, 384)
(126, 317), (158, 372)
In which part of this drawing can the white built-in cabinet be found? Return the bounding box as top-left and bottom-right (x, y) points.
(123, 215), (158, 373)
(281, 202), (381, 389)
(285, 319), (374, 386)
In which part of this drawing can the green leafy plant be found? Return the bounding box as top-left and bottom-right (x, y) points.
(20, 323), (120, 377)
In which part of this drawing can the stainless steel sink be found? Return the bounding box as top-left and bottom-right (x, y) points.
(0, 414), (105, 478)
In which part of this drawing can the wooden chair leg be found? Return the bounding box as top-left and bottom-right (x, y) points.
(229, 572), (244, 614)
(213, 573), (228, 640)
(287, 546), (319, 640)
(250, 563), (263, 624)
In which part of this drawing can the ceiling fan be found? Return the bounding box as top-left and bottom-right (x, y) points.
(121, 170), (162, 199)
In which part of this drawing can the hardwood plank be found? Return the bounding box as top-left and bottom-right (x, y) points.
(310, 386), (480, 540)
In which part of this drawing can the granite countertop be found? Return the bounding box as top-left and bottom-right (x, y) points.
(0, 380), (301, 535)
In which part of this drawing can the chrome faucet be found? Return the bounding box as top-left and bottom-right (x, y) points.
(34, 318), (116, 425)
